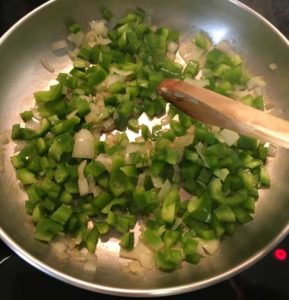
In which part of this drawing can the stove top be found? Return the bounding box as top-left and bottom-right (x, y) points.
(1, 1), (289, 299)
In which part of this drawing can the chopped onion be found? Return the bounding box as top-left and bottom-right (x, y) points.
(95, 153), (112, 172)
(97, 74), (125, 91)
(173, 133), (194, 149)
(137, 173), (146, 187)
(167, 41), (179, 53)
(40, 58), (55, 73)
(102, 118), (115, 130)
(184, 77), (210, 88)
(78, 177), (90, 197)
(166, 52), (176, 61)
(52, 40), (68, 50)
(67, 47), (80, 59)
(269, 63), (278, 71)
(67, 31), (84, 47)
(120, 241), (154, 269)
(89, 20), (108, 36)
(253, 86), (264, 96)
(195, 142), (209, 167)
(96, 35), (111, 45)
(52, 241), (67, 253)
(25, 119), (42, 132)
(78, 160), (87, 179)
(151, 176), (164, 188)
(219, 129), (239, 146)
(179, 42), (204, 63)
(87, 175), (101, 197)
(211, 126), (221, 133)
(66, 110), (78, 120)
(83, 260), (98, 272)
(14, 140), (27, 152)
(231, 89), (251, 100)
(110, 67), (133, 76)
(202, 239), (220, 255)
(158, 179), (172, 200)
(247, 76), (266, 90)
(128, 260), (143, 275)
(72, 129), (95, 159)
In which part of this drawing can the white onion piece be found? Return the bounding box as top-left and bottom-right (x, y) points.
(179, 42), (204, 63)
(102, 118), (115, 130)
(52, 40), (68, 50)
(196, 239), (208, 256)
(83, 260), (98, 272)
(195, 142), (209, 167)
(67, 47), (80, 59)
(151, 176), (164, 188)
(66, 110), (78, 120)
(231, 89), (251, 100)
(14, 140), (27, 152)
(89, 20), (108, 36)
(120, 241), (154, 269)
(52, 241), (67, 253)
(87, 175), (101, 197)
(137, 173), (146, 187)
(72, 129), (95, 159)
(167, 41), (179, 53)
(219, 129), (239, 146)
(25, 120), (42, 132)
(78, 160), (87, 179)
(202, 240), (220, 255)
(97, 74), (125, 92)
(158, 179), (172, 200)
(40, 58), (55, 73)
(67, 31), (84, 47)
(110, 67), (133, 76)
(247, 76), (267, 90)
(254, 86), (264, 96)
(269, 63), (278, 71)
(173, 133), (194, 149)
(96, 35), (111, 45)
(184, 77), (210, 88)
(128, 260), (143, 275)
(166, 52), (176, 61)
(78, 177), (90, 196)
(211, 126), (221, 133)
(95, 153), (112, 172)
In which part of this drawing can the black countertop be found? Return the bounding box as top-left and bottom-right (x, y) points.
(1, 1), (289, 300)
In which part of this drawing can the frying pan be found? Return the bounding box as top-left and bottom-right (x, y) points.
(0, 0), (289, 297)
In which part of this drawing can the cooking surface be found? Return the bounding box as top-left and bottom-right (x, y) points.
(0, 0), (289, 299)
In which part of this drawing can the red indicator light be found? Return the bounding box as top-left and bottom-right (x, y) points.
(274, 248), (287, 261)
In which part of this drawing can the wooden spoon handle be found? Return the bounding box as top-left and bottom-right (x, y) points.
(158, 79), (289, 148)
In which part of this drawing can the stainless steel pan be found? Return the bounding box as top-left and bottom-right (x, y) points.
(0, 0), (289, 296)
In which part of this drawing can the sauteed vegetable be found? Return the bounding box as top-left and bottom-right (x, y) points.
(10, 8), (270, 272)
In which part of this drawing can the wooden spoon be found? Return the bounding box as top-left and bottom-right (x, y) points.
(158, 79), (289, 148)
